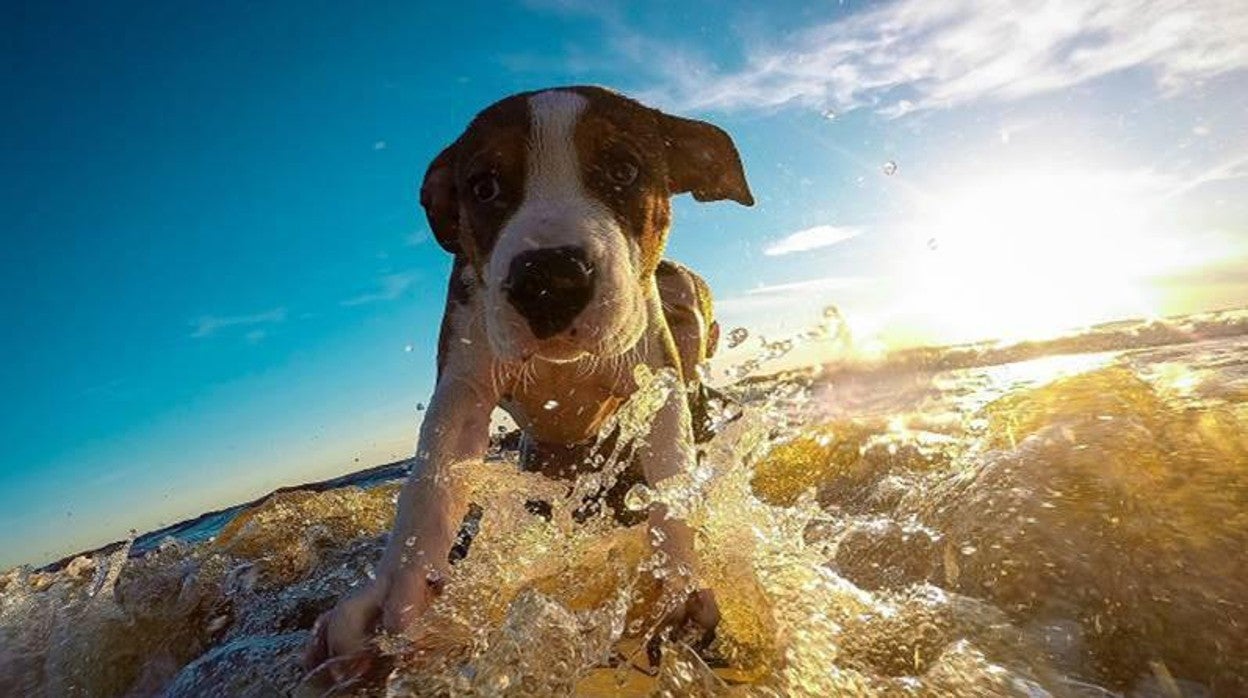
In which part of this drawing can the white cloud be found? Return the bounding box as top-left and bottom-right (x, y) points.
(340, 271), (420, 307)
(1163, 152), (1248, 199)
(716, 276), (865, 318)
(746, 277), (865, 296)
(189, 308), (286, 339)
(763, 225), (861, 256)
(640, 0), (1248, 116)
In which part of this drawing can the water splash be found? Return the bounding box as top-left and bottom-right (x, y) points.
(5, 325), (1248, 696)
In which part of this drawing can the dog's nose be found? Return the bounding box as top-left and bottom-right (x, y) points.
(504, 246), (595, 339)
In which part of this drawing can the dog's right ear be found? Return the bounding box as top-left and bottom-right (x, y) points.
(420, 144), (462, 254)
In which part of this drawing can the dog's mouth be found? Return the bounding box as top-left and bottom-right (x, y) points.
(487, 286), (645, 364)
(523, 333), (591, 363)
(505, 319), (622, 363)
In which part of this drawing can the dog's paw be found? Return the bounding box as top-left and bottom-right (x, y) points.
(646, 587), (720, 666)
(303, 581), (384, 687)
(303, 566), (443, 686)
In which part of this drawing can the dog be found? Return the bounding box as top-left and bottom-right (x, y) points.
(306, 85), (753, 680)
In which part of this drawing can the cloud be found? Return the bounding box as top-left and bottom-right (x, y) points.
(745, 277), (866, 296)
(716, 276), (866, 318)
(764, 225), (861, 256)
(340, 271), (420, 307)
(1163, 152), (1248, 199)
(634, 0), (1248, 116)
(189, 308), (286, 339)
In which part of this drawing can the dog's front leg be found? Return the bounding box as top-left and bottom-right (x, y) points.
(378, 374), (495, 624)
(638, 368), (720, 653)
(305, 372), (495, 678)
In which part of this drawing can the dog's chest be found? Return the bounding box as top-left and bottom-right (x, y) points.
(502, 358), (636, 444)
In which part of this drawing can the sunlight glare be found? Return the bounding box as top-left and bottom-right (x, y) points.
(896, 169), (1175, 343)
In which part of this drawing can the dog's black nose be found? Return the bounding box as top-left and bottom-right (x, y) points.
(504, 246), (595, 339)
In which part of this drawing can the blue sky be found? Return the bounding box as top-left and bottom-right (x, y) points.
(3, 0), (1246, 568)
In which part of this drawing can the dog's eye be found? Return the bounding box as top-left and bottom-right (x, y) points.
(469, 173), (501, 203)
(605, 159), (639, 187)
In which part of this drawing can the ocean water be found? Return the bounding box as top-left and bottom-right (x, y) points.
(1, 310), (1245, 696)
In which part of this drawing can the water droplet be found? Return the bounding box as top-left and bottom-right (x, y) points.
(693, 462), (713, 483)
(403, 344), (413, 353)
(704, 397), (744, 433)
(623, 483), (654, 511)
(543, 399), (559, 410)
(695, 362), (712, 384)
(882, 160), (898, 176)
(726, 327), (749, 348)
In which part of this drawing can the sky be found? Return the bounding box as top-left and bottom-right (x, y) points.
(3, 0), (1246, 569)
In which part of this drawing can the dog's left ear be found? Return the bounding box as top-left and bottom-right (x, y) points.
(420, 143), (463, 254)
(659, 113), (754, 206)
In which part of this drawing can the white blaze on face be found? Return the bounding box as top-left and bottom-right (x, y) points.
(526, 90), (587, 208)
(484, 90), (645, 361)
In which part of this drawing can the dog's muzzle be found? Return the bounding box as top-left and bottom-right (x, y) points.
(503, 246), (596, 339)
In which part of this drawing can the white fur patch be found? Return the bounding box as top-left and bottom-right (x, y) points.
(526, 90), (589, 206)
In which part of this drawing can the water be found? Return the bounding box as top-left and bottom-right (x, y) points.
(2, 310), (1246, 696)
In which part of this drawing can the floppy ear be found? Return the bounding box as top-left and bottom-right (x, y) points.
(659, 113), (754, 206)
(419, 143), (462, 254)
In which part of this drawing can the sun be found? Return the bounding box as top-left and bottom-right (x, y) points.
(890, 168), (1174, 344)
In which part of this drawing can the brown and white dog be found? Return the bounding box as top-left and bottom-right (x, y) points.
(306, 85), (753, 679)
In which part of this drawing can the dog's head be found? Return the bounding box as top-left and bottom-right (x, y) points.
(420, 86), (752, 363)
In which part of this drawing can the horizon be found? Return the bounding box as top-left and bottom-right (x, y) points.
(4, 0), (1247, 569)
(41, 303), (1248, 571)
